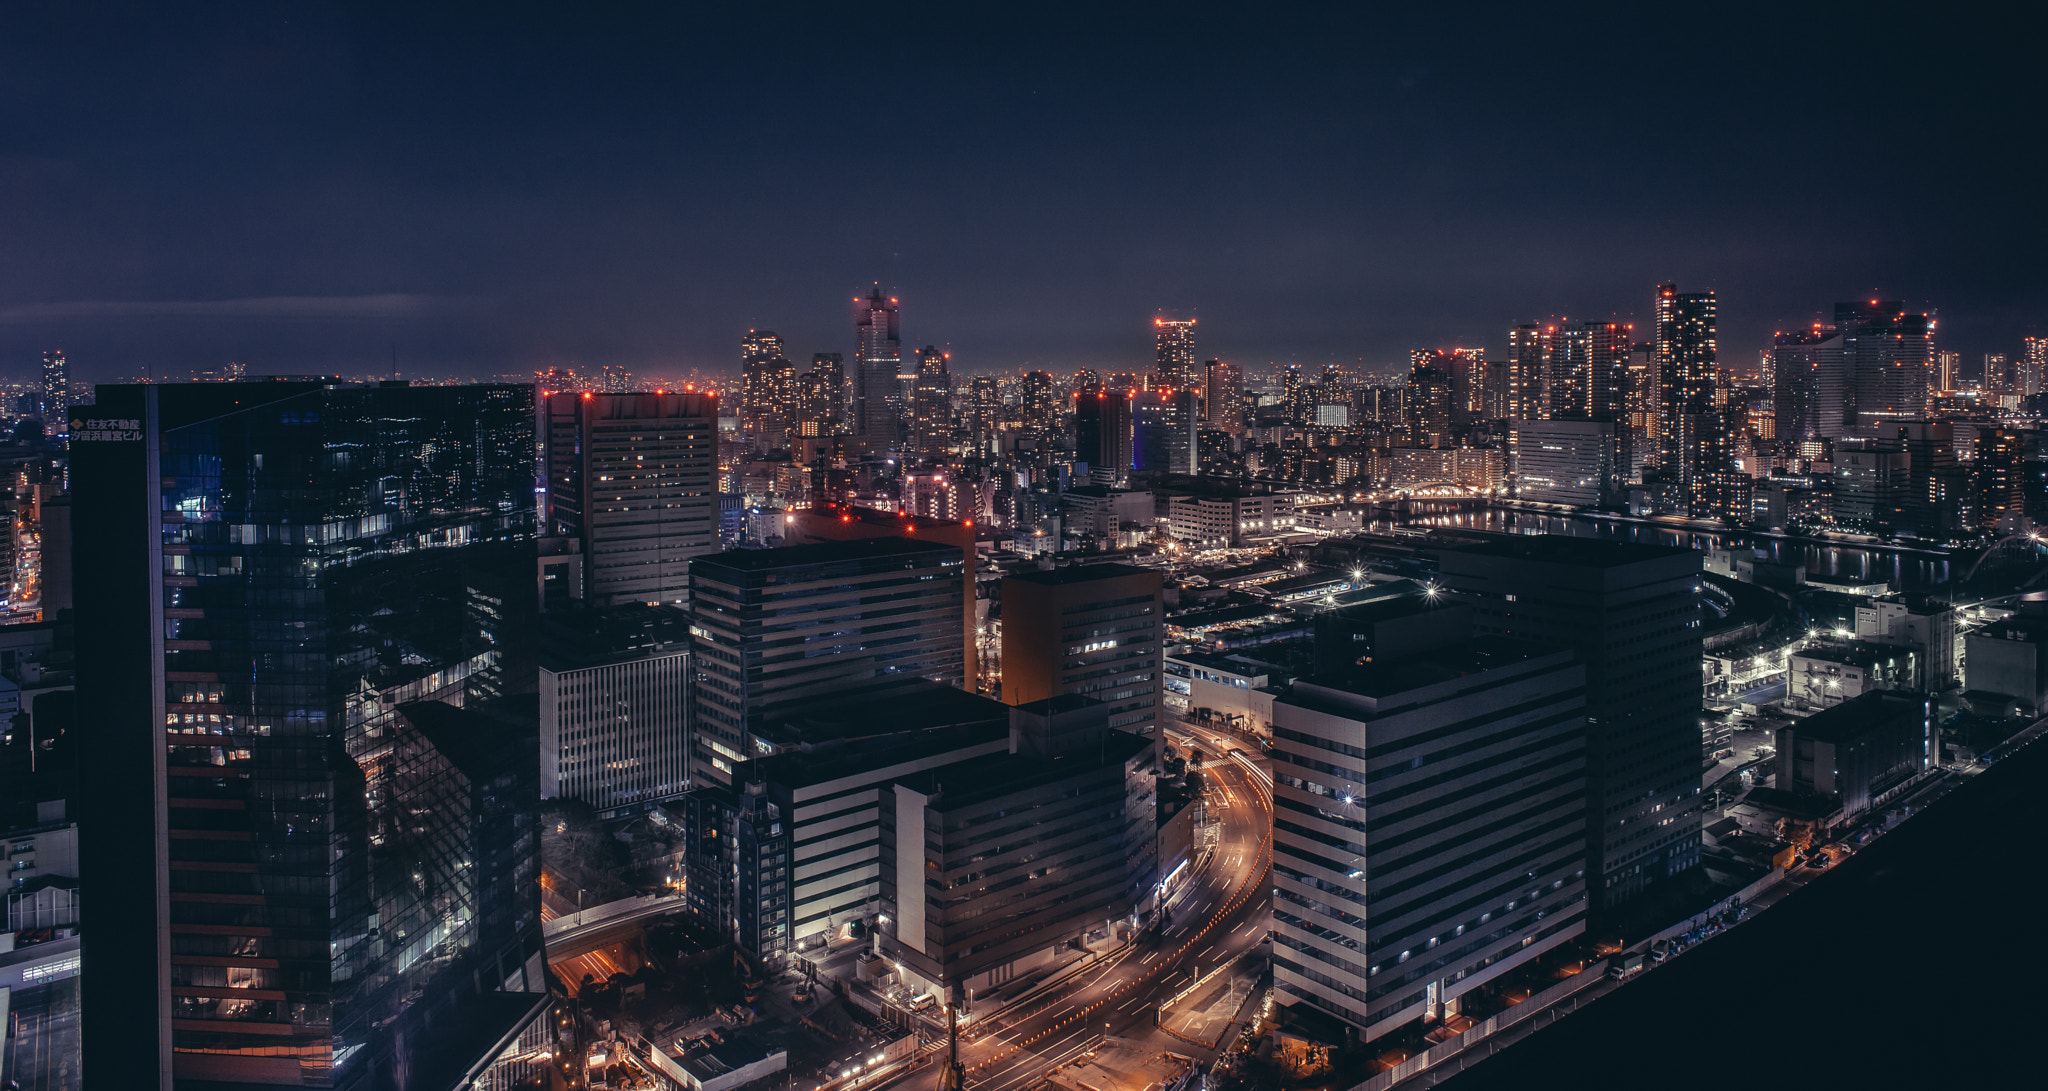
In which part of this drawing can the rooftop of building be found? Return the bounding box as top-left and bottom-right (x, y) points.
(691, 535), (957, 573)
(751, 681), (1010, 760)
(1006, 562), (1156, 587)
(1013, 693), (1101, 716)
(1165, 603), (1284, 630)
(1317, 584), (1449, 625)
(1292, 635), (1568, 703)
(1436, 533), (1696, 568)
(677, 1022), (788, 1082)
(395, 696), (539, 783)
(1792, 642), (1915, 667)
(1063, 484), (1149, 499)
(1165, 649), (1286, 676)
(895, 729), (1152, 810)
(803, 501), (972, 531)
(1789, 690), (1927, 744)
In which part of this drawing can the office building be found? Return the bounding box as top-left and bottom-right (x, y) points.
(689, 684), (1013, 968)
(880, 695), (1157, 1005)
(72, 381), (545, 1090)
(1205, 358), (1244, 433)
(545, 390), (720, 606)
(855, 286), (904, 444)
(1131, 387), (1198, 474)
(1021, 369), (1058, 434)
(1896, 420), (1959, 540)
(2022, 337), (2048, 400)
(1269, 634), (1588, 1041)
(538, 604), (692, 815)
(1437, 536), (1702, 910)
(1773, 326), (1843, 445)
(1000, 563), (1163, 732)
(1773, 690), (1935, 825)
(1838, 300), (1934, 434)
(1976, 427), (2024, 532)
(1154, 317), (1198, 392)
(784, 503), (980, 691)
(689, 538), (966, 787)
(1786, 642), (1920, 710)
(1831, 435), (1909, 531)
(1964, 608), (2048, 713)
(1076, 389), (1134, 482)
(1509, 418), (1620, 507)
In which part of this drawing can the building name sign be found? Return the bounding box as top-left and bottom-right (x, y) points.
(71, 417), (144, 442)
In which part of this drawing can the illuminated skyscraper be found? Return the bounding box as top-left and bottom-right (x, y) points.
(1976, 427), (2024, 532)
(1404, 358), (1454, 448)
(1837, 300), (1933, 434)
(740, 329), (795, 442)
(1772, 325), (1841, 449)
(1984, 353), (2013, 396)
(1021, 369), (1058, 434)
(801, 353), (848, 437)
(911, 346), (953, 454)
(1411, 349), (1486, 429)
(1076, 390), (1133, 481)
(967, 375), (1001, 455)
(2023, 338), (2048, 400)
(855, 286), (903, 443)
(1204, 358), (1244, 433)
(1654, 284), (1733, 517)
(546, 391), (721, 606)
(1547, 323), (1629, 422)
(1935, 351), (1960, 394)
(41, 349), (70, 427)
(1131, 388), (1196, 474)
(1154, 317), (1197, 392)
(1506, 324), (1552, 421)
(1623, 341), (1659, 478)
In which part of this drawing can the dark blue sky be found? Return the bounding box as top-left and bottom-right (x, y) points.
(3, 3), (2041, 383)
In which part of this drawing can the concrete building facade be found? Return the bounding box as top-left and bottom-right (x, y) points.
(1269, 638), (1588, 1041)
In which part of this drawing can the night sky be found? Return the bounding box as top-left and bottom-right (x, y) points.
(3, 3), (2042, 384)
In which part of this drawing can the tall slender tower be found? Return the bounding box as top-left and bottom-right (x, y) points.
(911, 346), (952, 454)
(1506, 324), (1553, 421)
(855, 287), (903, 444)
(1654, 284), (1728, 517)
(740, 330), (792, 442)
(1204, 358), (1244, 433)
(1154, 317), (1197, 392)
(42, 349), (70, 428)
(2022, 337), (2048, 400)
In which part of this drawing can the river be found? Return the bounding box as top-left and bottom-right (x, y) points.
(1380, 507), (1956, 591)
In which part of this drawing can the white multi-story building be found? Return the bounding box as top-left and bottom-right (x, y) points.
(540, 648), (691, 817)
(1270, 635), (1589, 1041)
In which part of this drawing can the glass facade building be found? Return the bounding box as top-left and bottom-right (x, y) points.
(74, 382), (545, 1090)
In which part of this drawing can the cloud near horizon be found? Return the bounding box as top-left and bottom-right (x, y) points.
(0, 294), (480, 324)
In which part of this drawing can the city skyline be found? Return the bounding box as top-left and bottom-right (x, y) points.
(2, 7), (2043, 382)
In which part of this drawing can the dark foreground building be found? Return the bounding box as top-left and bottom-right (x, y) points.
(1436, 536), (1703, 914)
(72, 382), (545, 1090)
